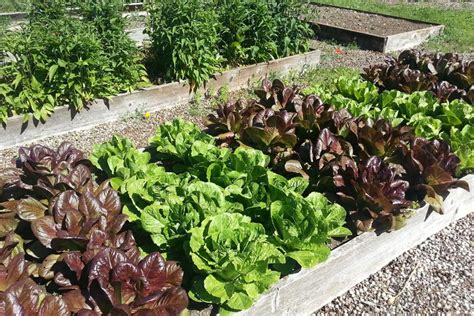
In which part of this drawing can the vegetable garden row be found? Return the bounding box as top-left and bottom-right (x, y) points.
(1, 51), (472, 313)
(1, 0), (473, 315)
(1, 0), (312, 124)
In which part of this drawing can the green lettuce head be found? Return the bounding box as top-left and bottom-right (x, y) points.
(188, 213), (284, 312)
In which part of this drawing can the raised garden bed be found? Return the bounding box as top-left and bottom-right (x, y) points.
(1, 84), (471, 315)
(0, 50), (320, 150)
(309, 4), (444, 52)
(238, 174), (474, 315)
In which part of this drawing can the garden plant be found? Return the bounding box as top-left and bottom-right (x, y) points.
(0, 0), (314, 125)
(0, 0), (472, 313)
(0, 143), (188, 315)
(206, 74), (469, 232)
(91, 119), (350, 313)
(145, 0), (313, 88)
(0, 0), (147, 124)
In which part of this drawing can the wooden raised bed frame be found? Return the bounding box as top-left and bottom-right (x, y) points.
(0, 50), (321, 150)
(237, 174), (473, 315)
(309, 4), (444, 53)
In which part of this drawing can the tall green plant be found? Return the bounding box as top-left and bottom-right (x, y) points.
(78, 0), (148, 91)
(1, 19), (112, 122)
(145, 0), (314, 87)
(146, 0), (223, 88)
(270, 0), (314, 57)
(0, 0), (147, 124)
(28, 0), (71, 22)
(216, 0), (279, 65)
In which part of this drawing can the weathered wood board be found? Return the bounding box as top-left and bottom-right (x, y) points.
(0, 50), (320, 149)
(237, 174), (474, 315)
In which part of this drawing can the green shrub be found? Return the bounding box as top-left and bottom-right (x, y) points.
(146, 0), (223, 88)
(0, 0), (147, 124)
(145, 0), (313, 87)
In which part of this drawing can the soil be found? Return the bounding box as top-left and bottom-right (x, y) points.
(313, 5), (434, 36)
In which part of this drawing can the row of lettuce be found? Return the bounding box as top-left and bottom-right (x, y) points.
(306, 76), (473, 170)
(0, 0), (311, 123)
(0, 75), (470, 313)
(0, 122), (350, 314)
(206, 78), (470, 230)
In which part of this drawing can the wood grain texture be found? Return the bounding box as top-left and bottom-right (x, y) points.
(238, 174), (474, 316)
(385, 25), (445, 52)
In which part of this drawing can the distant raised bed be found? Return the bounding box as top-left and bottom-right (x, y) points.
(309, 4), (444, 52)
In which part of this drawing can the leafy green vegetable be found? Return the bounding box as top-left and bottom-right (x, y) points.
(269, 189), (349, 268)
(207, 79), (468, 232)
(320, 76), (473, 171)
(363, 50), (473, 104)
(447, 125), (474, 171)
(92, 119), (351, 312)
(0, 142), (188, 315)
(188, 213), (284, 312)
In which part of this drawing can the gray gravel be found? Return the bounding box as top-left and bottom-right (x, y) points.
(317, 213), (473, 314)
(311, 40), (386, 69)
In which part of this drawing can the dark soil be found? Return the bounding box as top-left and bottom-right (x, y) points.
(313, 5), (434, 36)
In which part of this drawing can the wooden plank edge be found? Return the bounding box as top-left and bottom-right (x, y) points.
(384, 25), (445, 52)
(312, 21), (386, 40)
(312, 19), (443, 53)
(310, 22), (386, 52)
(0, 11), (26, 20)
(0, 50), (320, 150)
(237, 174), (474, 316)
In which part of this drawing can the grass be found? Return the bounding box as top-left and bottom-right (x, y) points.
(313, 0), (474, 52)
(0, 0), (28, 12)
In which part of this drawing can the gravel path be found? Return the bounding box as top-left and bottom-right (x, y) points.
(318, 213), (473, 314)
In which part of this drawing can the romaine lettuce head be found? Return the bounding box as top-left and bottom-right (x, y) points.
(141, 181), (242, 256)
(188, 213), (284, 312)
(270, 187), (351, 268)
